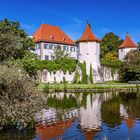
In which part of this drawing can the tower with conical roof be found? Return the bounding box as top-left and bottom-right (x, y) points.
(118, 33), (137, 61)
(76, 23), (101, 83)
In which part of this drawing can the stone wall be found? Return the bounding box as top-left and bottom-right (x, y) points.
(39, 65), (119, 83)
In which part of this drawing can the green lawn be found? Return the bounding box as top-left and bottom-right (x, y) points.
(38, 82), (137, 90)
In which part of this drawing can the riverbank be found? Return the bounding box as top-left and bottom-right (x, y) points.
(38, 82), (139, 93)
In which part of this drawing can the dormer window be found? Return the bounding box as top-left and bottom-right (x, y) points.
(50, 35), (54, 39)
(63, 38), (66, 41)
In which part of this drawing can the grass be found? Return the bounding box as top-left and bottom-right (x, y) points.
(38, 81), (137, 91)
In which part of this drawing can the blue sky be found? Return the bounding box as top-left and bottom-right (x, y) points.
(0, 0), (140, 43)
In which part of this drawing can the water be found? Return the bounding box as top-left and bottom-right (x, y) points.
(1, 92), (140, 140)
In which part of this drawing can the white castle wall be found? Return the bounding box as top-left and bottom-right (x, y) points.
(78, 42), (101, 83)
(100, 66), (119, 82)
(34, 42), (77, 60)
(119, 48), (137, 61)
(40, 65), (118, 83)
(40, 70), (77, 83)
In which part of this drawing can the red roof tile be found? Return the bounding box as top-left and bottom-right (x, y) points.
(33, 24), (76, 46)
(119, 33), (137, 49)
(76, 23), (100, 43)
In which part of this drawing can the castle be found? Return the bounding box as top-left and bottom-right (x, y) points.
(32, 23), (137, 83)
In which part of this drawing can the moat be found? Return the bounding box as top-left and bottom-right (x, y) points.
(1, 91), (140, 140)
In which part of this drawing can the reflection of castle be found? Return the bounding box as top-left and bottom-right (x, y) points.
(79, 94), (102, 140)
(35, 118), (75, 140)
(120, 104), (135, 131)
(35, 92), (139, 140)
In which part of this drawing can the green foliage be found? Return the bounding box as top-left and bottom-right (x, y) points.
(0, 19), (34, 62)
(119, 50), (140, 82)
(100, 32), (123, 58)
(0, 64), (45, 128)
(101, 95), (121, 128)
(79, 62), (88, 84)
(53, 45), (70, 60)
(89, 64), (93, 84)
(37, 58), (77, 74)
(101, 58), (122, 68)
(47, 94), (78, 109)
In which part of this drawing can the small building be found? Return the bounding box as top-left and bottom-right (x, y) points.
(32, 24), (77, 60)
(76, 23), (101, 82)
(118, 33), (137, 61)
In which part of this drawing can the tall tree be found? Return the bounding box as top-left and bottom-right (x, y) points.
(119, 50), (140, 82)
(52, 45), (70, 60)
(100, 32), (123, 58)
(0, 19), (34, 62)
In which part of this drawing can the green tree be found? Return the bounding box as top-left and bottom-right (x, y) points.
(52, 45), (70, 60)
(119, 50), (140, 82)
(100, 32), (123, 58)
(89, 64), (93, 84)
(0, 19), (34, 61)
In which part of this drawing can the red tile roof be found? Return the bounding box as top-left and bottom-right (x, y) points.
(33, 24), (76, 46)
(118, 33), (137, 49)
(76, 23), (100, 43)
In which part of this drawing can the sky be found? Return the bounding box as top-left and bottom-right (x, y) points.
(0, 0), (140, 43)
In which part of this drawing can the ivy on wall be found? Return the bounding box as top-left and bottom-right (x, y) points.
(36, 58), (77, 74)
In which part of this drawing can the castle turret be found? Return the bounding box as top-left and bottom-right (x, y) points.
(76, 23), (101, 83)
(118, 33), (137, 61)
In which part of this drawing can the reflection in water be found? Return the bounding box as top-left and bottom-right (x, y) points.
(2, 92), (140, 140)
(33, 92), (140, 140)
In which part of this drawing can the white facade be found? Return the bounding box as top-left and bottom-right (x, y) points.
(34, 42), (77, 60)
(78, 41), (101, 83)
(119, 48), (137, 61)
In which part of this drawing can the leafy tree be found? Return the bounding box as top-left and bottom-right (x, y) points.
(100, 32), (123, 58)
(119, 50), (140, 82)
(0, 19), (34, 61)
(52, 45), (70, 60)
(0, 63), (45, 129)
(104, 51), (118, 61)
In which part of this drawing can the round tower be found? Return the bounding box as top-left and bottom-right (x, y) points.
(76, 23), (101, 83)
(118, 33), (137, 61)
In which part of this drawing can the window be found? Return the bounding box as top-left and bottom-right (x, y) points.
(49, 45), (53, 50)
(45, 55), (49, 60)
(44, 44), (48, 49)
(70, 47), (75, 52)
(121, 49), (123, 52)
(35, 44), (40, 50)
(63, 46), (68, 51)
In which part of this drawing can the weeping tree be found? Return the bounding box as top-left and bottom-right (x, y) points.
(0, 63), (45, 130)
